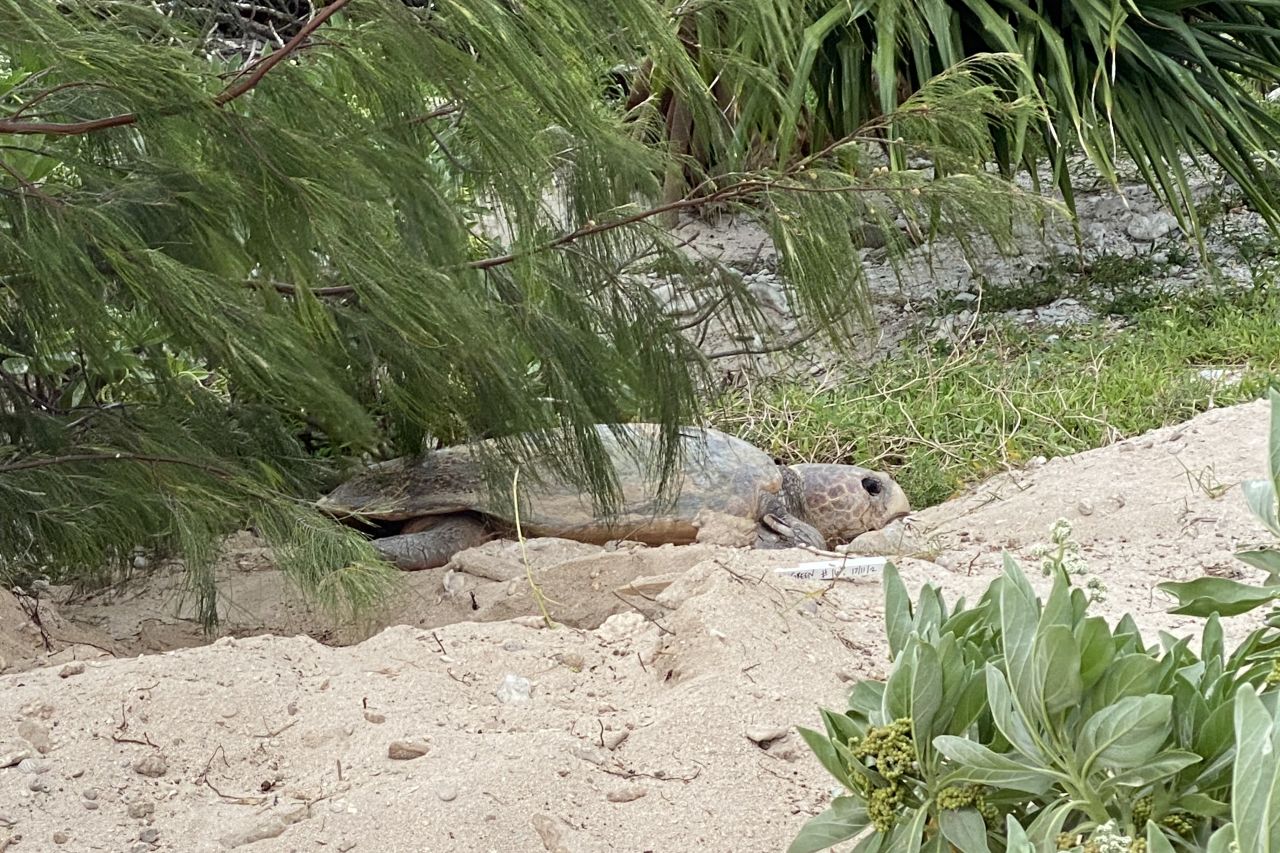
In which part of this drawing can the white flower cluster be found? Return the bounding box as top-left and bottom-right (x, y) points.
(1030, 517), (1108, 602)
(1089, 820), (1135, 853)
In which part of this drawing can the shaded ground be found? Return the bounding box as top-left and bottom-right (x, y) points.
(0, 399), (1273, 852)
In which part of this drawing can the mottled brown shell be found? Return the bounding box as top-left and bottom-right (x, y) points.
(318, 424), (785, 545)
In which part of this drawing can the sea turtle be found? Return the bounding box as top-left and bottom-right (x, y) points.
(317, 423), (910, 570)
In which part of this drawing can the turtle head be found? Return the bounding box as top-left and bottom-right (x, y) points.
(787, 463), (911, 546)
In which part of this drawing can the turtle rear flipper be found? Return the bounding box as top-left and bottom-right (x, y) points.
(370, 514), (492, 570)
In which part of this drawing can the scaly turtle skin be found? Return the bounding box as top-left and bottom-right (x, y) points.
(318, 424), (909, 570)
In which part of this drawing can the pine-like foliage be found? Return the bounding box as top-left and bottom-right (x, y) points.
(0, 0), (1049, 626)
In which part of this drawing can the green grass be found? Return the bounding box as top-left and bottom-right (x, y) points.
(937, 251), (1187, 317)
(711, 286), (1280, 508)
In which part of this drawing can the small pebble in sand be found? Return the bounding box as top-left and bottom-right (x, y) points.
(364, 711), (386, 724)
(18, 720), (52, 754)
(139, 827), (160, 843)
(0, 751), (28, 769)
(58, 662), (86, 678)
(127, 801), (155, 819)
(387, 740), (430, 760)
(556, 653), (585, 672)
(435, 782), (458, 802)
(132, 755), (167, 778)
(606, 785), (647, 803)
(52, 830), (69, 844)
(745, 725), (790, 747)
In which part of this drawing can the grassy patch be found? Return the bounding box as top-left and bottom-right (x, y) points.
(937, 250), (1196, 317)
(711, 287), (1280, 508)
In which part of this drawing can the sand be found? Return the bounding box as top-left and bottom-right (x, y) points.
(0, 398), (1274, 852)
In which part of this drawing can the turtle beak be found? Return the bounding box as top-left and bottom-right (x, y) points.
(885, 480), (911, 521)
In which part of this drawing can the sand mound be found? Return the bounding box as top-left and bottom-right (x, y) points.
(0, 399), (1273, 852)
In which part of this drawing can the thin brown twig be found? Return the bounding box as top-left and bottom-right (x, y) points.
(406, 102), (463, 126)
(215, 0), (352, 106)
(611, 591), (673, 636)
(0, 452), (236, 478)
(704, 321), (830, 360)
(202, 777), (268, 805)
(253, 718), (298, 738)
(0, 0), (349, 137)
(10, 81), (115, 120)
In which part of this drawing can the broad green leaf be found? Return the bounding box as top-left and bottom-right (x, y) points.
(883, 562), (912, 659)
(1035, 624), (1082, 717)
(1232, 685), (1280, 852)
(1195, 695), (1238, 766)
(1004, 815), (1036, 853)
(1089, 653), (1160, 714)
(942, 604), (989, 640)
(797, 726), (853, 789)
(1205, 824), (1237, 853)
(933, 736), (1055, 794)
(1114, 613), (1145, 650)
(1107, 750), (1200, 787)
(822, 708), (863, 748)
(1022, 799), (1073, 847)
(882, 806), (928, 853)
(946, 669), (988, 736)
(1078, 694), (1173, 773)
(1145, 822), (1176, 853)
(915, 585), (945, 637)
(935, 633), (965, 700)
(1202, 615), (1225, 666)
(851, 833), (884, 853)
(848, 682), (885, 719)
(938, 809), (990, 853)
(1076, 616), (1115, 691)
(1158, 577), (1280, 618)
(1268, 388), (1280, 484)
(883, 644), (914, 721)
(1174, 793), (1230, 819)
(1243, 478), (1280, 538)
(910, 643), (944, 753)
(787, 798), (870, 853)
(984, 665), (1042, 760)
(1237, 549), (1280, 584)
(998, 555), (1041, 715)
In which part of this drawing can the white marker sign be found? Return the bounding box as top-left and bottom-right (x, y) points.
(774, 557), (887, 581)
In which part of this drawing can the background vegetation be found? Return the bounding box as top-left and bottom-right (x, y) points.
(5, 2), (1280, 849)
(4, 0), (1280, 618)
(0, 0), (1045, 622)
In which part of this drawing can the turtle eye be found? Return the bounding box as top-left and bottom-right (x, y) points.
(861, 476), (883, 496)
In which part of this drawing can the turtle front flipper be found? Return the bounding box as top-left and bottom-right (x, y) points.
(756, 512), (826, 550)
(370, 513), (492, 570)
(755, 483), (827, 550)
